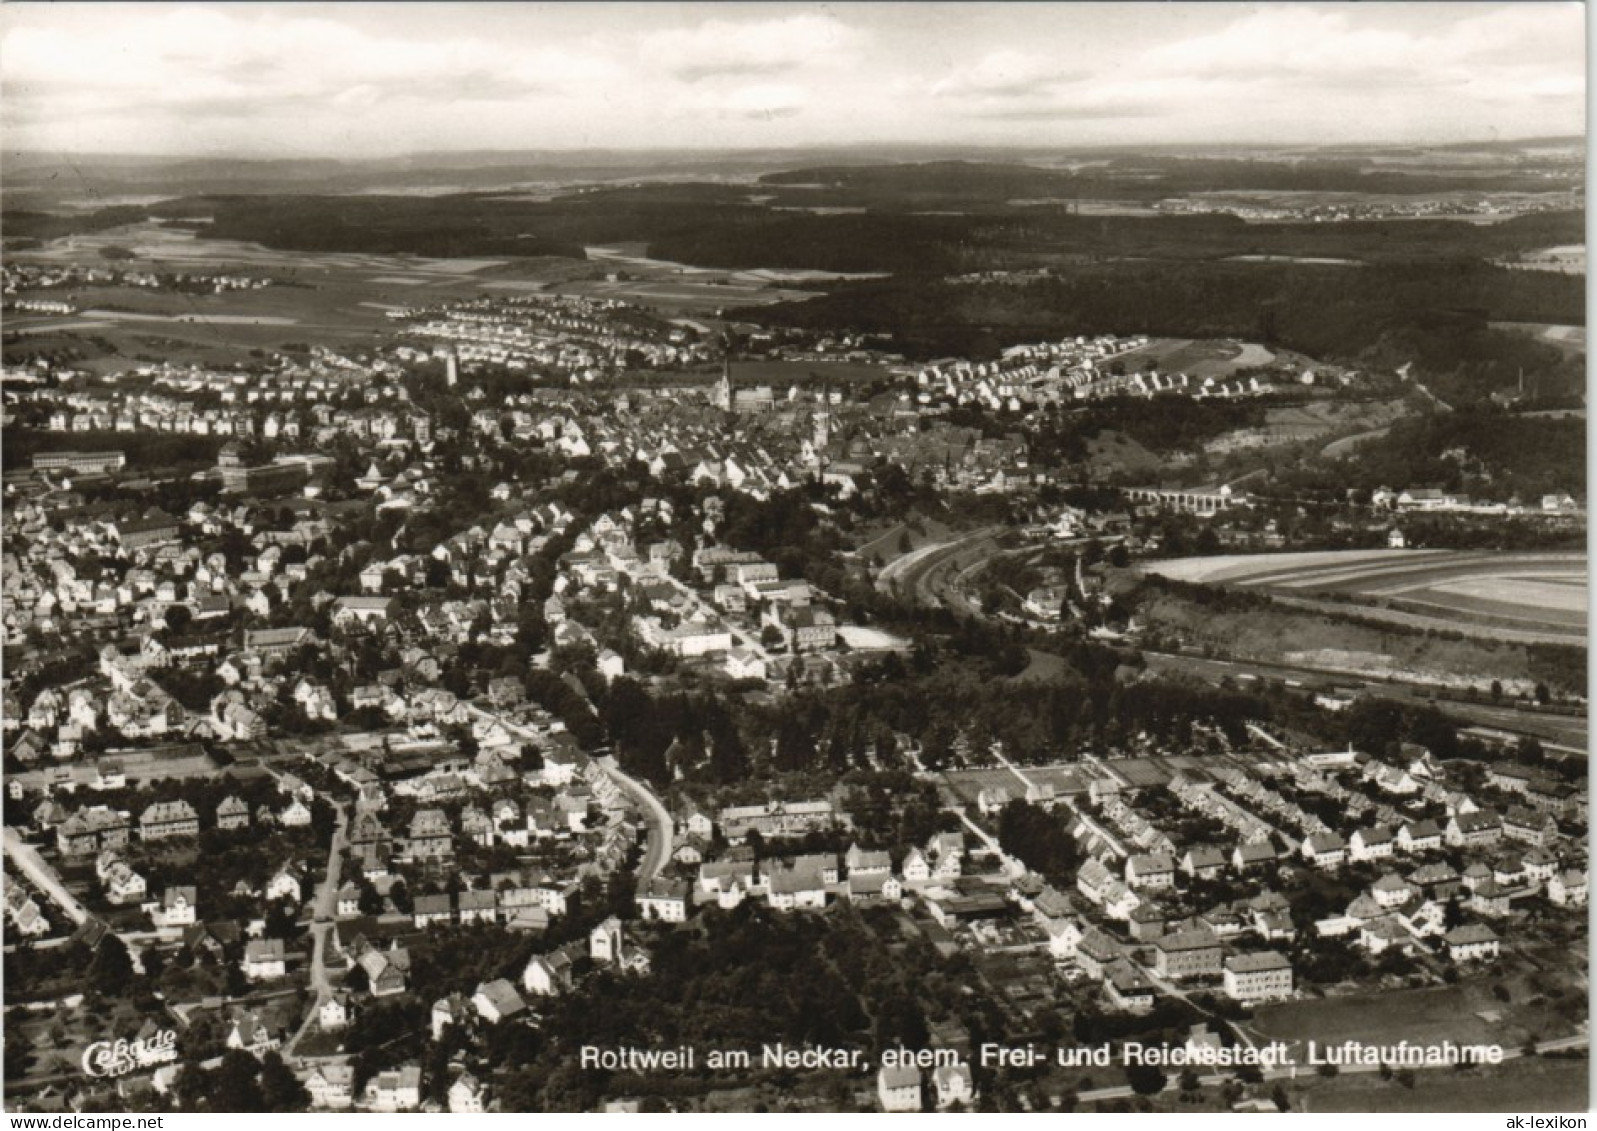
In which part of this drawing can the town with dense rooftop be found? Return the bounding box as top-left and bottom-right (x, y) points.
(1, 3), (1589, 1118)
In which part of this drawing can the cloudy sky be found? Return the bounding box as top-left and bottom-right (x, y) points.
(0, 3), (1584, 155)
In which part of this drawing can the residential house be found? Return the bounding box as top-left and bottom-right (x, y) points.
(1152, 928), (1223, 980)
(139, 800), (199, 841)
(1125, 853), (1176, 890)
(1223, 952), (1293, 1003)
(472, 979), (527, 1024)
(878, 1065), (922, 1113)
(1232, 841), (1277, 871)
(448, 1073), (488, 1115)
(932, 1063), (975, 1110)
(1349, 826), (1395, 862)
(636, 877), (691, 922)
(1179, 845), (1226, 881)
(1549, 869), (1587, 908)
(243, 938), (287, 981)
(150, 886), (198, 929)
(1445, 923), (1501, 963)
(265, 865), (304, 904)
(216, 796), (250, 831)
(1446, 811), (1504, 849)
(1398, 820), (1444, 854)
(225, 1011), (281, 1057)
(363, 1065), (422, 1113)
(319, 994), (351, 1032)
(305, 1064), (356, 1110)
(1301, 832), (1347, 869)
(522, 949), (576, 997)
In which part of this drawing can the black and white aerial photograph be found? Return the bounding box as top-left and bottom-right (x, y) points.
(0, 1), (1587, 1116)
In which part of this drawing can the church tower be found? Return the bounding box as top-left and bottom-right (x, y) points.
(709, 330), (735, 411)
(812, 377), (832, 448)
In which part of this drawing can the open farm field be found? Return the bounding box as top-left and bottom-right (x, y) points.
(1143, 550), (1585, 644)
(1083, 429), (1163, 477)
(7, 220), (829, 338)
(1114, 337), (1277, 378)
(1133, 591), (1575, 694)
(1213, 398), (1412, 454)
(1013, 648), (1070, 684)
(1505, 244), (1586, 273)
(1143, 548), (1453, 585)
(15, 221), (506, 277)
(1254, 983), (1509, 1049)
(1489, 321), (1587, 356)
(1289, 1056), (1588, 1113)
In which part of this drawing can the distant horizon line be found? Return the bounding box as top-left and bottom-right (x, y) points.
(6, 133), (1585, 165)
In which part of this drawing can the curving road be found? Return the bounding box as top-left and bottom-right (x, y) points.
(877, 525), (1005, 610)
(466, 703), (675, 885)
(598, 756), (673, 883)
(3, 826), (88, 927)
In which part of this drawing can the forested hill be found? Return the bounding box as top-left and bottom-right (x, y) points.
(738, 261), (1584, 406)
(759, 157), (1581, 203)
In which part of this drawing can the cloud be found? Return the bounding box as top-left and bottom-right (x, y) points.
(933, 50), (1071, 99)
(641, 13), (863, 82)
(1144, 8), (1415, 79)
(1142, 4), (1583, 91)
(970, 102), (1162, 123)
(0, 8), (617, 120)
(923, 5), (1584, 136)
(0, 3), (1583, 154)
(679, 82), (810, 121)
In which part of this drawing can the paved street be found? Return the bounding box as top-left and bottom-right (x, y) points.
(466, 703), (675, 885)
(598, 755), (674, 883)
(285, 802), (347, 1061)
(3, 825), (88, 927)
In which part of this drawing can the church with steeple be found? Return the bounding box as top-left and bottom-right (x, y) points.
(713, 337), (774, 414)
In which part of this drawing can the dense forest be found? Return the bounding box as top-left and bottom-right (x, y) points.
(760, 157), (1580, 206)
(744, 262), (1583, 405)
(1, 205), (152, 243)
(15, 167), (1577, 279)
(1316, 407), (1587, 497)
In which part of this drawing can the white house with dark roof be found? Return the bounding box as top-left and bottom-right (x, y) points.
(1223, 951), (1293, 1003)
(1446, 923), (1501, 962)
(1398, 819), (1443, 853)
(1301, 832), (1346, 868)
(1549, 869), (1587, 907)
(1125, 853), (1176, 890)
(878, 1064), (922, 1112)
(1349, 826), (1394, 862)
(472, 979), (527, 1024)
(1446, 811), (1504, 848)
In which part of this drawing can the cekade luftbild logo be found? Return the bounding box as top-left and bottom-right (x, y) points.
(80, 1030), (178, 1078)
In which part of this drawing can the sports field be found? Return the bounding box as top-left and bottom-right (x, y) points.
(1142, 550), (1586, 644)
(940, 763), (1091, 807)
